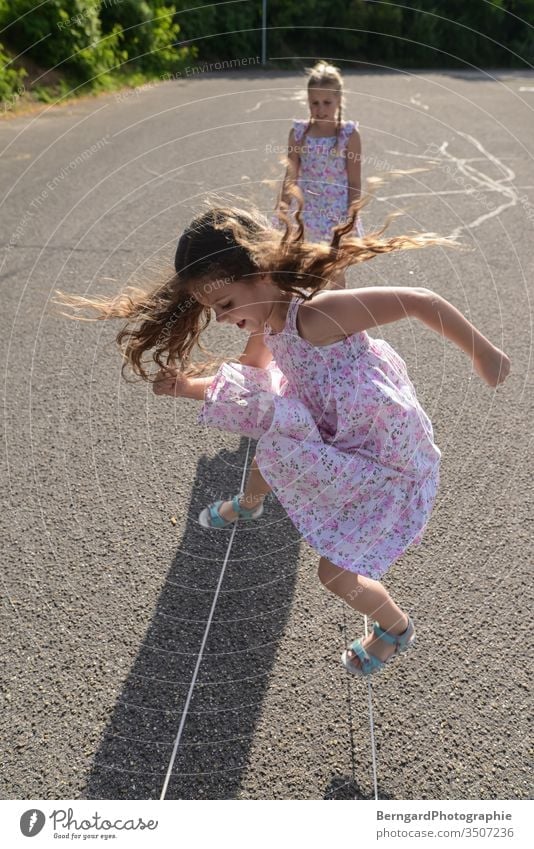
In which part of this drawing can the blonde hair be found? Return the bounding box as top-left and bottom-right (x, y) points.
(55, 188), (446, 382)
(303, 60), (345, 149)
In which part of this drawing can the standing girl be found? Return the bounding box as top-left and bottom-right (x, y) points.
(58, 206), (510, 677)
(233, 60), (362, 497)
(275, 60), (363, 288)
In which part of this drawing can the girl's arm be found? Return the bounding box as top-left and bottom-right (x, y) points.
(346, 129), (362, 210)
(301, 288), (511, 386)
(276, 129), (300, 212)
(153, 370), (213, 400)
(153, 333), (273, 400)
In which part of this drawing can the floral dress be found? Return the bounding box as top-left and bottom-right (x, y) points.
(198, 297), (440, 579)
(287, 119), (364, 243)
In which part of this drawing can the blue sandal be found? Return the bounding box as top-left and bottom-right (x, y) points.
(341, 616), (415, 678)
(198, 494), (264, 529)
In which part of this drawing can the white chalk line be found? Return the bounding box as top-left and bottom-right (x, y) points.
(245, 91), (307, 113)
(383, 134), (520, 240)
(364, 614), (379, 801)
(159, 440), (381, 800)
(409, 94), (429, 111)
(160, 438), (254, 800)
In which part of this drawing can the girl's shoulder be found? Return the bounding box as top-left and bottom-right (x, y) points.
(296, 292), (359, 347)
(292, 119), (309, 142)
(340, 120), (359, 140)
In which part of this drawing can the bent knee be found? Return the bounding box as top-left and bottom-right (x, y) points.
(318, 557), (345, 589)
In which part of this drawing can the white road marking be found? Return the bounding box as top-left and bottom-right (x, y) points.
(245, 91), (307, 113)
(410, 93), (429, 111)
(160, 439), (254, 800)
(382, 134), (520, 239)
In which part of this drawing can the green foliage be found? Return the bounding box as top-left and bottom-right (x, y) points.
(0, 0), (125, 81)
(99, 1), (191, 73)
(0, 1), (191, 96)
(0, 0), (532, 109)
(0, 42), (27, 105)
(172, 0), (259, 60)
(173, 0), (533, 68)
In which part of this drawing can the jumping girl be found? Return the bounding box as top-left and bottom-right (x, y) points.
(57, 205), (510, 678)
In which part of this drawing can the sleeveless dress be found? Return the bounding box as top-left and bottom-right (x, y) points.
(198, 297), (440, 579)
(282, 119), (364, 243)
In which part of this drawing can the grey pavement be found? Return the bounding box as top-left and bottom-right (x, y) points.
(1, 70), (532, 800)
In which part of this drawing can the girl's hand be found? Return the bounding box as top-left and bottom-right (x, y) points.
(152, 367), (192, 397)
(474, 345), (511, 387)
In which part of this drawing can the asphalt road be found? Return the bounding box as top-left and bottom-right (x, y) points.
(1, 69), (533, 800)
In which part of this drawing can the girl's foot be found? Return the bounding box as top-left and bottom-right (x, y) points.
(343, 615), (414, 674)
(217, 495), (263, 523)
(198, 494), (264, 529)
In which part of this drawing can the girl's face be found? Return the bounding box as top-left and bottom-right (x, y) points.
(192, 275), (280, 334)
(308, 86), (340, 126)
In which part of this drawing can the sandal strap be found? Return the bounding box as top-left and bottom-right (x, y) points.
(373, 617), (414, 648)
(208, 501), (229, 529)
(349, 639), (385, 674)
(231, 494), (260, 519)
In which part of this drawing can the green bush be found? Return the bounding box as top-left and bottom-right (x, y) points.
(1, 0), (533, 106)
(1, 0), (125, 82)
(0, 41), (27, 106)
(172, 0), (533, 68)
(172, 0), (258, 61)
(100, 1), (191, 74)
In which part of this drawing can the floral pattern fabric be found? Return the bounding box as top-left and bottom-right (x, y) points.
(198, 297), (440, 578)
(290, 119), (364, 242)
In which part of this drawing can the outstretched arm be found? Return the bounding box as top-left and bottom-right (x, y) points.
(413, 289), (510, 386)
(152, 332), (273, 400)
(302, 288), (511, 386)
(153, 371), (213, 400)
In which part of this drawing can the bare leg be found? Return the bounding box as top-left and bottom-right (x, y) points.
(214, 330), (275, 523)
(210, 332), (274, 522)
(317, 557), (410, 667)
(217, 456), (272, 522)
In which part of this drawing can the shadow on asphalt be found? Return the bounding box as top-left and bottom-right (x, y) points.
(324, 776), (393, 800)
(83, 438), (301, 800)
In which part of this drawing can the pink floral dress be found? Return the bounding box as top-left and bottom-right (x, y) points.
(289, 119), (364, 242)
(198, 297), (440, 579)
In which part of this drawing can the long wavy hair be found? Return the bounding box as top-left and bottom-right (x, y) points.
(55, 185), (446, 381)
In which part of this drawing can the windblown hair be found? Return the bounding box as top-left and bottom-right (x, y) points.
(55, 185), (447, 382)
(303, 60), (345, 151)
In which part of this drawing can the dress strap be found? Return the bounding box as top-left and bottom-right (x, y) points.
(292, 119), (308, 143)
(338, 120), (358, 153)
(285, 296), (304, 334)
